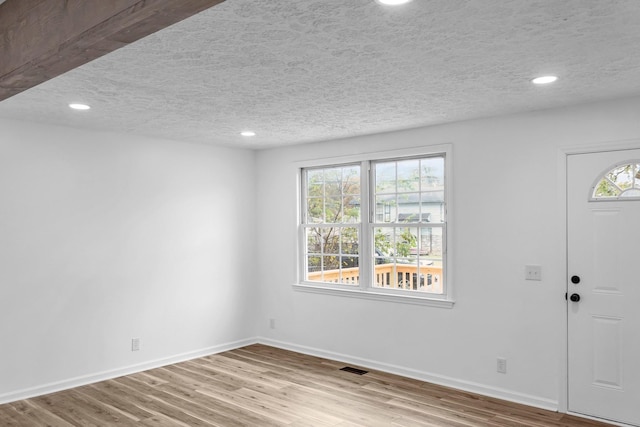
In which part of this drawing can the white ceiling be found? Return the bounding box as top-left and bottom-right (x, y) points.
(1, 0), (640, 149)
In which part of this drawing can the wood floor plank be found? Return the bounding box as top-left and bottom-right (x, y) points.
(69, 388), (141, 425)
(162, 363), (241, 393)
(233, 386), (344, 425)
(0, 344), (615, 426)
(9, 400), (72, 426)
(186, 358), (292, 390)
(138, 411), (193, 427)
(110, 377), (218, 427)
(255, 383), (413, 426)
(78, 382), (156, 421)
(147, 376), (285, 427)
(194, 386), (302, 424)
(28, 392), (119, 427)
(364, 382), (498, 421)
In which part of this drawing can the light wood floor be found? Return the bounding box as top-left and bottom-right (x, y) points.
(0, 344), (612, 426)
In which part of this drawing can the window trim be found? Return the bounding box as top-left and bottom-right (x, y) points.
(295, 144), (454, 308)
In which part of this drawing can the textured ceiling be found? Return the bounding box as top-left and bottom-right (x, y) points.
(1, 0), (640, 149)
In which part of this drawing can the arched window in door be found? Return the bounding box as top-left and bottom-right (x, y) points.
(591, 161), (640, 200)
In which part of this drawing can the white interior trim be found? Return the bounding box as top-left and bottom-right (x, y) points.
(293, 283), (455, 308)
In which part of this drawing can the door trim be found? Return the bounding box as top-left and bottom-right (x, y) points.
(558, 138), (640, 418)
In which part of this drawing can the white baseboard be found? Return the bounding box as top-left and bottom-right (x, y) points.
(1, 336), (558, 413)
(0, 337), (258, 405)
(258, 337), (558, 412)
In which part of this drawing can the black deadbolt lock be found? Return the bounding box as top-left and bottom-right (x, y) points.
(571, 275), (580, 284)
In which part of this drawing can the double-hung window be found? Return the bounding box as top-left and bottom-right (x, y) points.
(299, 146), (452, 306)
(303, 164), (362, 284)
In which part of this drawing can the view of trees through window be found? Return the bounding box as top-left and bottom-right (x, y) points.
(302, 155), (446, 294)
(372, 157), (444, 293)
(305, 165), (360, 283)
(593, 162), (640, 199)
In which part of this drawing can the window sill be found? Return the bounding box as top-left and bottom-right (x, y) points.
(292, 283), (455, 308)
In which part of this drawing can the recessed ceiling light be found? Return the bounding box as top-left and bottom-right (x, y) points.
(376, 0), (413, 5)
(531, 75), (558, 85)
(240, 131), (256, 137)
(69, 103), (91, 110)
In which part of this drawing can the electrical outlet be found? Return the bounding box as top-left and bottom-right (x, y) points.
(525, 265), (541, 281)
(131, 338), (140, 352)
(269, 318), (276, 329)
(497, 357), (507, 374)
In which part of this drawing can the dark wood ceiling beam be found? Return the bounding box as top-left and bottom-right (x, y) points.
(0, 0), (225, 101)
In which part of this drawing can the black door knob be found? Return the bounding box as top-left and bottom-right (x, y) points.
(570, 293), (581, 302)
(571, 275), (580, 284)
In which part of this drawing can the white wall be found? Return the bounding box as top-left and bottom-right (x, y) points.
(3, 95), (640, 408)
(0, 118), (258, 401)
(255, 96), (640, 409)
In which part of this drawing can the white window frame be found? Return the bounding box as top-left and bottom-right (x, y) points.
(294, 144), (454, 308)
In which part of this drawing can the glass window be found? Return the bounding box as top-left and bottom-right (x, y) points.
(300, 151), (449, 302)
(592, 162), (640, 200)
(372, 157), (445, 294)
(302, 165), (361, 285)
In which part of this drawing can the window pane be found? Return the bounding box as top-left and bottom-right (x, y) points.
(304, 165), (361, 225)
(307, 169), (323, 192)
(607, 165), (633, 190)
(306, 228), (322, 254)
(374, 226), (418, 269)
(422, 202), (444, 223)
(421, 157), (444, 191)
(397, 159), (420, 192)
(397, 193), (420, 222)
(307, 197), (323, 223)
(374, 227), (418, 290)
(306, 256), (322, 282)
(421, 158), (445, 220)
(375, 195), (396, 222)
(373, 227), (395, 259)
(593, 179), (620, 198)
(375, 162), (396, 193)
(419, 227), (442, 257)
(394, 227), (418, 258)
(323, 255), (341, 272)
(420, 227), (443, 294)
(340, 257), (359, 285)
(341, 227), (359, 254)
(304, 226), (360, 284)
(324, 167), (342, 184)
(372, 226), (444, 294)
(373, 156), (446, 225)
(325, 181), (342, 199)
(343, 196), (360, 222)
(324, 197), (341, 223)
(343, 166), (361, 195)
(322, 228), (340, 254)
(620, 188), (640, 198)
(396, 258), (419, 290)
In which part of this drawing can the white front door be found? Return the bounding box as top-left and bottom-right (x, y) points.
(567, 149), (640, 426)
